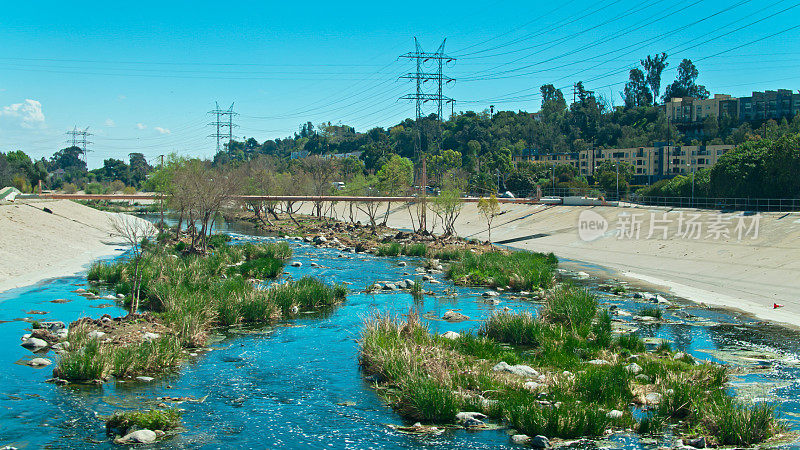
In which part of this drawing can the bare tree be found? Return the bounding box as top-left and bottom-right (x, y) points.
(300, 155), (339, 218)
(109, 214), (156, 316)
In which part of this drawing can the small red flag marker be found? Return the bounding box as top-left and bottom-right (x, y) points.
(774, 303), (784, 309)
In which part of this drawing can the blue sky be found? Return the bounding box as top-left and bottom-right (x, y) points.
(1, 0), (798, 167)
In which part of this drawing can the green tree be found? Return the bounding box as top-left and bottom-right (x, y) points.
(477, 195), (500, 244)
(129, 153), (152, 186)
(622, 68), (652, 108)
(663, 59), (709, 101)
(377, 154), (413, 225)
(641, 53), (668, 105)
(595, 160), (633, 197)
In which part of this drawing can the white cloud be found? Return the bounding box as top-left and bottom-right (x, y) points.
(0, 99), (45, 128)
(104, 118), (116, 127)
(136, 123), (146, 130)
(154, 126), (171, 135)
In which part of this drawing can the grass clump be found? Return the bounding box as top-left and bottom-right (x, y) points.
(111, 336), (184, 378)
(105, 409), (182, 435)
(505, 401), (622, 438)
(53, 329), (110, 381)
(232, 257), (284, 279)
(376, 243), (402, 257)
(702, 399), (785, 446)
(398, 375), (460, 422)
(447, 250), (556, 291)
(541, 285), (597, 333)
(268, 276), (346, 315)
(638, 306), (663, 320)
(480, 311), (540, 346)
(409, 278), (424, 300)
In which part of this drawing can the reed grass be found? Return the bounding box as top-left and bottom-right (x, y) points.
(447, 250), (557, 291)
(639, 306), (663, 319)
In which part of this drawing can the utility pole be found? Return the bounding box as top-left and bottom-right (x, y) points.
(158, 154), (165, 227)
(208, 102), (238, 153)
(399, 37), (455, 190)
(65, 126), (92, 167)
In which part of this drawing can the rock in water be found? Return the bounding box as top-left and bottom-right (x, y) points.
(117, 429), (157, 444)
(455, 411), (487, 423)
(39, 321), (66, 332)
(28, 357), (52, 367)
(511, 435), (531, 444)
(482, 291), (499, 297)
(136, 376), (155, 382)
(606, 410), (623, 419)
(21, 337), (48, 352)
(442, 310), (469, 322)
(291, 261), (302, 267)
(531, 435), (550, 448)
(685, 436), (706, 448)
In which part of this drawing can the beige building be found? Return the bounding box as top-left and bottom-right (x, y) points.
(513, 144), (736, 179)
(664, 94), (739, 123)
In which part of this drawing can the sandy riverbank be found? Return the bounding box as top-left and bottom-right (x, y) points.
(295, 201), (800, 328)
(0, 199), (139, 293)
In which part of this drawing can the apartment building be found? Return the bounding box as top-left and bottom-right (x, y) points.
(513, 144), (736, 181)
(739, 89), (800, 121)
(664, 94), (738, 123)
(664, 90), (800, 124)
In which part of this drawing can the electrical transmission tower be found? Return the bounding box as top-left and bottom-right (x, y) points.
(208, 102), (238, 153)
(65, 126), (92, 165)
(399, 37), (456, 162)
(399, 38), (455, 233)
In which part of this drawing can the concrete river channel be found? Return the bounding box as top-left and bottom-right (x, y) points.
(2, 216), (799, 448)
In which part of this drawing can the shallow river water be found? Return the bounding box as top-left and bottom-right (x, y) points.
(2, 218), (800, 449)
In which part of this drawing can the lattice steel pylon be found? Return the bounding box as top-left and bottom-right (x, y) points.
(399, 37), (455, 161)
(65, 126), (92, 165)
(208, 102), (238, 152)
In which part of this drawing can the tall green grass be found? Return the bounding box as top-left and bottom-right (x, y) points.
(106, 409), (182, 435)
(374, 242), (467, 261)
(480, 311), (541, 346)
(357, 288), (781, 444)
(447, 250), (557, 290)
(542, 285), (597, 333)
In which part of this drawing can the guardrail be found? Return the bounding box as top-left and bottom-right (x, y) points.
(31, 193), (538, 204)
(24, 193), (800, 212)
